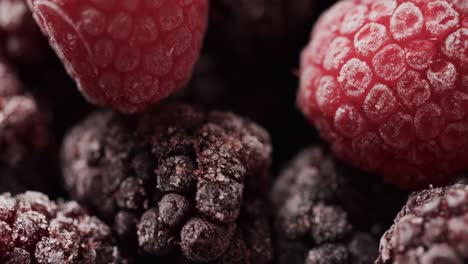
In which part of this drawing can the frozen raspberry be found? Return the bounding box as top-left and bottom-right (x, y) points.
(0, 59), (60, 195)
(298, 0), (468, 189)
(62, 103), (273, 263)
(0, 191), (124, 263)
(206, 0), (316, 67)
(0, 0), (51, 64)
(26, 0), (208, 113)
(378, 183), (468, 263)
(272, 147), (407, 264)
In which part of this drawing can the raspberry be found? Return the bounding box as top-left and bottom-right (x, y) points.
(0, 0), (50, 64)
(26, 0), (208, 113)
(206, 0), (316, 66)
(378, 183), (468, 263)
(0, 191), (124, 263)
(272, 147), (407, 264)
(0, 59), (60, 195)
(61, 103), (274, 263)
(298, 0), (468, 189)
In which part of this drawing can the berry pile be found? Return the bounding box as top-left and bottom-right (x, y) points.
(299, 0), (468, 189)
(61, 103), (273, 263)
(0, 0), (468, 263)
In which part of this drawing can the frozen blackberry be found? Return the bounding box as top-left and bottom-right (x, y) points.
(272, 147), (407, 264)
(378, 183), (468, 263)
(62, 103), (273, 263)
(206, 0), (316, 66)
(0, 59), (60, 195)
(0, 0), (50, 64)
(0, 191), (123, 263)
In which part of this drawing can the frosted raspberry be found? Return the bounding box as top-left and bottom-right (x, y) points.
(298, 0), (468, 189)
(378, 183), (468, 263)
(0, 191), (124, 263)
(26, 0), (208, 113)
(272, 147), (407, 264)
(61, 103), (273, 263)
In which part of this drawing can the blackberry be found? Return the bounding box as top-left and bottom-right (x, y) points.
(378, 183), (468, 263)
(0, 59), (59, 195)
(272, 147), (407, 264)
(0, 0), (50, 64)
(0, 191), (123, 263)
(62, 103), (273, 263)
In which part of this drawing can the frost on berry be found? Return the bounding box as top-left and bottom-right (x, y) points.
(424, 1), (460, 38)
(338, 58), (373, 100)
(299, 0), (468, 189)
(354, 23), (388, 57)
(443, 28), (468, 67)
(316, 76), (341, 116)
(397, 71), (431, 110)
(373, 44), (406, 82)
(378, 184), (468, 263)
(0, 192), (122, 263)
(62, 103), (274, 263)
(363, 84), (397, 123)
(427, 60), (458, 93)
(340, 5), (368, 35)
(324, 37), (353, 72)
(390, 2), (424, 41)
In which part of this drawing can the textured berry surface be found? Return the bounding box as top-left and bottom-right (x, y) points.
(0, 191), (123, 263)
(378, 183), (468, 263)
(298, 0), (468, 189)
(0, 59), (60, 195)
(207, 0), (316, 66)
(62, 103), (273, 263)
(27, 0), (208, 113)
(0, 0), (50, 64)
(272, 147), (407, 264)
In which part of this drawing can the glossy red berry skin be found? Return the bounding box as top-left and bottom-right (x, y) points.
(298, 0), (468, 190)
(27, 0), (208, 113)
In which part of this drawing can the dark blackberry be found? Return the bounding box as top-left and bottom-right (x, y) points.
(0, 0), (50, 64)
(378, 183), (468, 263)
(0, 59), (59, 195)
(272, 147), (407, 264)
(62, 103), (273, 263)
(0, 191), (123, 263)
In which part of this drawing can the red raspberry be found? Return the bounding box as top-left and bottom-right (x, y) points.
(26, 0), (208, 113)
(298, 0), (468, 190)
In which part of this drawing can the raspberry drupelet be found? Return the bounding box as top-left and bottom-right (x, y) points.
(61, 103), (274, 263)
(272, 147), (407, 264)
(298, 0), (468, 189)
(378, 183), (468, 263)
(26, 0), (208, 113)
(0, 59), (59, 195)
(0, 191), (124, 263)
